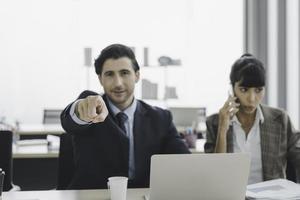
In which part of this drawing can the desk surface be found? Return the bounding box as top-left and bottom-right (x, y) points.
(12, 138), (205, 159)
(12, 142), (59, 159)
(13, 149), (59, 159)
(3, 188), (149, 200)
(17, 124), (187, 136)
(17, 124), (64, 135)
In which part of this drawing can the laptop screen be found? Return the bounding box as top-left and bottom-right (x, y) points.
(149, 153), (250, 200)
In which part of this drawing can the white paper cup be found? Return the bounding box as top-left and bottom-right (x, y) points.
(107, 176), (128, 200)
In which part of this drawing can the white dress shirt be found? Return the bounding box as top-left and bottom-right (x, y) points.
(231, 106), (264, 184)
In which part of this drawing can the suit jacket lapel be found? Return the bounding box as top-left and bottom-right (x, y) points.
(103, 95), (129, 170)
(133, 101), (144, 157)
(260, 121), (269, 180)
(133, 101), (150, 177)
(103, 94), (117, 122)
(103, 94), (129, 138)
(259, 105), (281, 180)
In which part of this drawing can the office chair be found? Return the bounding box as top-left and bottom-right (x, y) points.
(286, 160), (299, 183)
(0, 130), (13, 191)
(43, 109), (63, 124)
(57, 133), (75, 190)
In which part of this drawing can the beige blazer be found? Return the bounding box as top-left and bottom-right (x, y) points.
(205, 104), (300, 181)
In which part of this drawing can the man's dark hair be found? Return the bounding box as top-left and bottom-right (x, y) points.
(94, 44), (140, 75)
(230, 53), (265, 87)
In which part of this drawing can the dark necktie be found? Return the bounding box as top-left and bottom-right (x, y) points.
(116, 112), (128, 135)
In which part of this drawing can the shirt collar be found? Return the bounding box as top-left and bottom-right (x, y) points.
(256, 105), (264, 123)
(231, 105), (264, 125)
(106, 97), (137, 120)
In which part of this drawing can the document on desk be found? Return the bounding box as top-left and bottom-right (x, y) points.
(246, 179), (300, 200)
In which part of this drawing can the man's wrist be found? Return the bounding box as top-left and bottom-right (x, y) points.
(69, 100), (90, 125)
(74, 101), (81, 119)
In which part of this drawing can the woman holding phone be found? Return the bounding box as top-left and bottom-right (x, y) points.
(205, 53), (300, 184)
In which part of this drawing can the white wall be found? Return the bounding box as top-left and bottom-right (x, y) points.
(267, 0), (299, 128)
(286, 0), (299, 128)
(0, 0), (242, 124)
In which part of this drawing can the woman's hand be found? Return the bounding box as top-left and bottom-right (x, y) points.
(218, 95), (240, 133)
(214, 95), (240, 153)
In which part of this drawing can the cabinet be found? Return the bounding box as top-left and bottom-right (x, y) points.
(13, 124), (64, 190)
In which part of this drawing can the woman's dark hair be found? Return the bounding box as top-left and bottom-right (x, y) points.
(230, 53), (265, 87)
(94, 44), (140, 75)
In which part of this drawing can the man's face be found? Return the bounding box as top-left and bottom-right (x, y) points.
(233, 82), (265, 115)
(99, 57), (140, 110)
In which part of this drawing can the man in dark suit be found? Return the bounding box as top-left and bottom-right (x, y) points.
(60, 44), (190, 189)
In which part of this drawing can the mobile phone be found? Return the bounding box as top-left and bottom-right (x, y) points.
(228, 86), (240, 103)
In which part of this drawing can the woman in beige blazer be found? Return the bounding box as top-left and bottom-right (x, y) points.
(205, 54), (300, 184)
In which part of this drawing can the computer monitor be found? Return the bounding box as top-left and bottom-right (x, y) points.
(169, 107), (205, 128)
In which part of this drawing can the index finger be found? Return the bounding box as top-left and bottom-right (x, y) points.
(87, 95), (102, 118)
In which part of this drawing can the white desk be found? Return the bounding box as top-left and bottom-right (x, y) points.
(13, 148), (58, 159)
(17, 124), (64, 135)
(2, 188), (149, 200)
(11, 139), (205, 159)
(13, 124), (62, 158)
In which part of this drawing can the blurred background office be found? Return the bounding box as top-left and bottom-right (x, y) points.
(0, 0), (242, 126)
(1, 0), (300, 190)
(0, 0), (299, 129)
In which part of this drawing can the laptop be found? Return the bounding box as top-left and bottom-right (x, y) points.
(147, 153), (250, 200)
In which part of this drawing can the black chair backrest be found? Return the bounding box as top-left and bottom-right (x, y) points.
(0, 131), (13, 191)
(286, 160), (299, 183)
(43, 109), (62, 124)
(57, 133), (75, 190)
